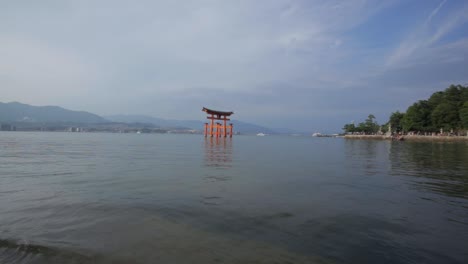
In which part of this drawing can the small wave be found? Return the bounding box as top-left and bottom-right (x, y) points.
(0, 239), (138, 264)
(0, 239), (91, 264)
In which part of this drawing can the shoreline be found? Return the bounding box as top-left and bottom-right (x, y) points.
(344, 134), (468, 141)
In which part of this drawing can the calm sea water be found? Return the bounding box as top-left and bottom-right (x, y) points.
(0, 132), (467, 264)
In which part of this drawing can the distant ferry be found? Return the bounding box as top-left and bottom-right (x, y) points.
(256, 133), (266, 136)
(312, 133), (337, 138)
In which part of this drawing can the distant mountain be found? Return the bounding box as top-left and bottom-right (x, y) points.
(0, 102), (106, 123)
(231, 121), (276, 134)
(105, 114), (275, 134)
(0, 102), (277, 134)
(104, 115), (179, 128)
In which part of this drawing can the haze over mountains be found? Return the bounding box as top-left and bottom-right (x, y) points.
(0, 102), (105, 123)
(104, 114), (276, 134)
(0, 102), (279, 134)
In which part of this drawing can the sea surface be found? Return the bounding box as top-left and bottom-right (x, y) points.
(0, 132), (467, 264)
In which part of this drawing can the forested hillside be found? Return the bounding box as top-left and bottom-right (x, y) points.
(343, 85), (468, 134)
(391, 85), (468, 133)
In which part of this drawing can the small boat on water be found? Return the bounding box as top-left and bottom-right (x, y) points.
(256, 133), (266, 136)
(312, 132), (322, 137)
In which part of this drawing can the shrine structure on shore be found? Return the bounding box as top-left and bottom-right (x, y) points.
(202, 107), (234, 138)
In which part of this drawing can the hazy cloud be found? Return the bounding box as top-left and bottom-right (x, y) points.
(1, 0), (467, 132)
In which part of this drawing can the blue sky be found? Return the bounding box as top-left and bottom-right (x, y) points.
(1, 0), (467, 132)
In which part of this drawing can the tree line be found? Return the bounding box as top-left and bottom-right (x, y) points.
(343, 84), (468, 134)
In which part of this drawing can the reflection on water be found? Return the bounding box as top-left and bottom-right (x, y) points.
(389, 141), (468, 198)
(204, 137), (233, 169)
(1, 133), (468, 264)
(344, 139), (390, 176)
(340, 139), (468, 263)
(343, 139), (468, 199)
(200, 138), (233, 206)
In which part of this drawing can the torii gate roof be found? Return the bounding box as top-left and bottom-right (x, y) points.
(202, 107), (234, 116)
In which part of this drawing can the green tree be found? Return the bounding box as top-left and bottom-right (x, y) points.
(388, 111), (405, 132)
(460, 101), (468, 129)
(444, 85), (463, 105)
(342, 123), (356, 133)
(384, 84), (467, 133)
(402, 100), (432, 132)
(366, 114), (380, 134)
(461, 85), (468, 102)
(342, 114), (379, 134)
(431, 102), (460, 130)
(427, 91), (444, 109)
(365, 114), (375, 124)
(355, 114), (380, 134)
(357, 122), (367, 133)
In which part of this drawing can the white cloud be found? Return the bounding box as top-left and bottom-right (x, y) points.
(0, 1), (391, 96)
(386, 0), (468, 68)
(0, 0), (466, 131)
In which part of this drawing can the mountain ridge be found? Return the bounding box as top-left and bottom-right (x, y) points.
(0, 102), (106, 123)
(0, 102), (278, 134)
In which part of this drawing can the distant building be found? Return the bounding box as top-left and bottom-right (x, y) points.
(1, 124), (15, 131)
(68, 127), (82, 132)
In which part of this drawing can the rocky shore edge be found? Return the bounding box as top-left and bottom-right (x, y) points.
(344, 134), (468, 141)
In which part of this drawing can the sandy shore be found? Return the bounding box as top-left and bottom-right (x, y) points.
(344, 134), (468, 141)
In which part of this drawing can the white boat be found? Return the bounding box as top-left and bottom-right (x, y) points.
(312, 132), (322, 137)
(256, 133), (266, 136)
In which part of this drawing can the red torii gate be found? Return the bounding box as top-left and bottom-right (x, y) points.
(202, 107), (234, 138)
